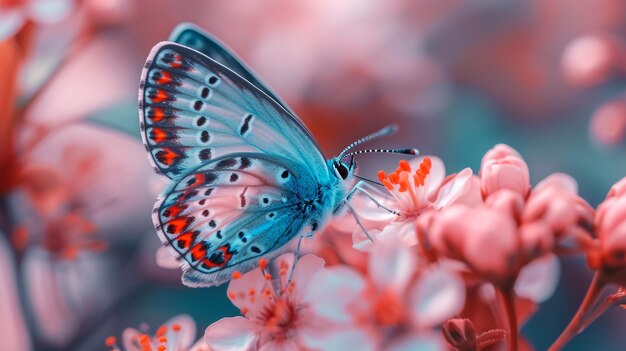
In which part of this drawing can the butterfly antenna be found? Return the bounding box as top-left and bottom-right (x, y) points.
(344, 148), (419, 159)
(338, 125), (398, 160)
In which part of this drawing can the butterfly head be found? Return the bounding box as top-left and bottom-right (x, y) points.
(330, 157), (356, 181)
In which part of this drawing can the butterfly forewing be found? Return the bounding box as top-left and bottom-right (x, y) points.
(139, 42), (327, 180)
(168, 23), (296, 116)
(154, 153), (311, 287)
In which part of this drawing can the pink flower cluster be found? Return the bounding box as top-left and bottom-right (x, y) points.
(124, 143), (626, 351)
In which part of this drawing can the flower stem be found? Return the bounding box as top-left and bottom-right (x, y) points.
(548, 272), (606, 351)
(497, 287), (518, 351)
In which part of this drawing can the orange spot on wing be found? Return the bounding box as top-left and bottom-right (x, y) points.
(175, 231), (195, 249)
(170, 54), (183, 68)
(190, 242), (208, 261)
(158, 148), (178, 166)
(156, 71), (172, 85)
(167, 217), (190, 234)
(151, 128), (167, 143)
(150, 107), (165, 122)
(194, 173), (205, 185)
(152, 89), (168, 103)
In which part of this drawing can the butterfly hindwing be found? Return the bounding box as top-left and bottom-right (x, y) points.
(139, 42), (326, 180)
(169, 23), (295, 116)
(154, 153), (312, 287)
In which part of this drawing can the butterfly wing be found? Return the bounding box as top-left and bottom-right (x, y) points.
(154, 153), (313, 287)
(168, 23), (295, 116)
(139, 42), (326, 179)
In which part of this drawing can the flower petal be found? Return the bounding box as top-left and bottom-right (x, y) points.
(0, 236), (31, 351)
(409, 266), (465, 328)
(434, 168), (474, 207)
(259, 339), (299, 351)
(368, 241), (416, 292)
(156, 246), (180, 269)
(387, 332), (445, 351)
(533, 173), (578, 194)
(515, 254), (560, 303)
(0, 9), (24, 40)
(227, 267), (268, 318)
(28, 0), (73, 23)
(204, 317), (258, 351)
(290, 254), (325, 303)
(308, 266), (367, 324)
(164, 315), (196, 350)
(301, 327), (376, 351)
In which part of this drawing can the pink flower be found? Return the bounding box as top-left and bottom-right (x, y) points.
(561, 34), (624, 88)
(0, 235), (31, 351)
(352, 156), (476, 249)
(204, 254), (324, 351)
(590, 99), (626, 146)
(304, 242), (465, 350)
(427, 171), (591, 287)
(587, 177), (626, 286)
(0, 0), (74, 40)
(480, 144), (530, 199)
(106, 315), (204, 351)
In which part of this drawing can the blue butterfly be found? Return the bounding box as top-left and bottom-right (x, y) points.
(139, 23), (417, 287)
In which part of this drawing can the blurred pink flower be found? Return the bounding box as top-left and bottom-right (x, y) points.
(24, 247), (117, 347)
(352, 156), (475, 249)
(480, 144), (530, 199)
(561, 33), (626, 87)
(0, 0), (74, 40)
(590, 99), (626, 146)
(204, 254), (323, 351)
(305, 242), (464, 351)
(106, 315), (205, 351)
(587, 176), (626, 286)
(0, 235), (31, 351)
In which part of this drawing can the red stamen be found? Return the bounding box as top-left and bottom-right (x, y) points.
(258, 258), (268, 269)
(105, 336), (117, 346)
(399, 160), (411, 172)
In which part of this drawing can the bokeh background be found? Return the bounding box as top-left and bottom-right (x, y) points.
(2, 0), (626, 350)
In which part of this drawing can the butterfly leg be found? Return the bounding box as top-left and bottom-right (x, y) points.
(348, 185), (401, 216)
(286, 229), (312, 289)
(345, 201), (375, 243)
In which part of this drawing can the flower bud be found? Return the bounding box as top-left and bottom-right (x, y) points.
(480, 144), (530, 199)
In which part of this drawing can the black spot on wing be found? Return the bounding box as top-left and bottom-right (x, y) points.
(240, 114), (253, 136)
(215, 158), (237, 169)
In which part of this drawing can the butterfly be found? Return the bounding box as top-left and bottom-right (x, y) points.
(139, 23), (417, 287)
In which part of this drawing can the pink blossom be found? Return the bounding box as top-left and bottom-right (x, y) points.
(204, 254), (324, 351)
(480, 144), (530, 199)
(587, 177), (626, 285)
(25, 247), (116, 347)
(304, 242), (464, 350)
(106, 315), (203, 351)
(590, 100), (626, 146)
(427, 145), (592, 288)
(352, 156), (475, 249)
(0, 0), (74, 40)
(561, 34), (624, 87)
(0, 235), (31, 351)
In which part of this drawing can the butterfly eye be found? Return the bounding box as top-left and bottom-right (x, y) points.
(334, 162), (350, 180)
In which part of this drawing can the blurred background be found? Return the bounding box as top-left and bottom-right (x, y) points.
(2, 0), (626, 350)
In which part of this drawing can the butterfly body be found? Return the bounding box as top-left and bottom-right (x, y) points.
(139, 27), (357, 287)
